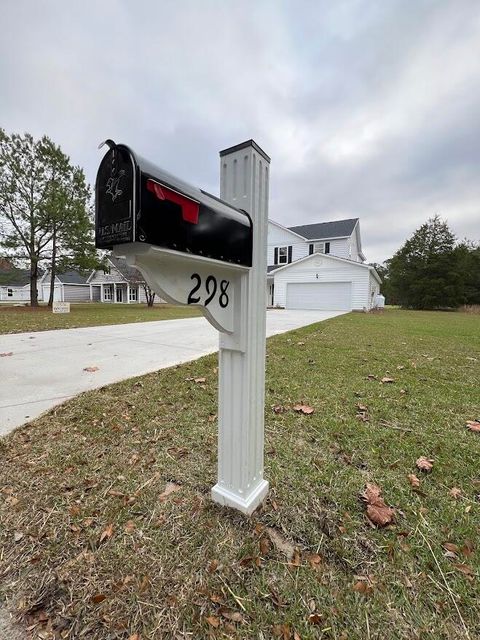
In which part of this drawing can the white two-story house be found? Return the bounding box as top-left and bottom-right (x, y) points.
(267, 218), (380, 311)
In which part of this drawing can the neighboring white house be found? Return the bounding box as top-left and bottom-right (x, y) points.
(1, 256), (161, 305)
(0, 262), (43, 302)
(267, 218), (381, 311)
(88, 255), (152, 304)
(41, 271), (91, 303)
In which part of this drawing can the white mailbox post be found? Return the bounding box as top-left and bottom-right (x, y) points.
(95, 139), (270, 515)
(212, 141), (270, 514)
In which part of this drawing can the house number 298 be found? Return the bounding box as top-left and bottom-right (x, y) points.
(187, 273), (230, 308)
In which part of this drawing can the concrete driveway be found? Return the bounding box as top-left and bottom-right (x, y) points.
(0, 309), (345, 436)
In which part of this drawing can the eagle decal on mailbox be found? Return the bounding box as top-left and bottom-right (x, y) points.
(105, 169), (126, 203)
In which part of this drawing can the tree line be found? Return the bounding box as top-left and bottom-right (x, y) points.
(373, 216), (480, 309)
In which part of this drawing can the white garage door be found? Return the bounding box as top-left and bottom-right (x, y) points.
(42, 285), (62, 302)
(286, 282), (352, 310)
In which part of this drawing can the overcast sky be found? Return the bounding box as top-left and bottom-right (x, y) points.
(1, 0), (479, 262)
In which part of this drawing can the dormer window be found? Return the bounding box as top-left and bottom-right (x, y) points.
(309, 242), (330, 255)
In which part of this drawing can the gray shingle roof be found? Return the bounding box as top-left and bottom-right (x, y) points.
(56, 271), (89, 284)
(267, 265), (282, 273)
(288, 218), (358, 240)
(108, 255), (145, 283)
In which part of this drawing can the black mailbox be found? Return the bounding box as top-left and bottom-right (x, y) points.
(95, 141), (252, 267)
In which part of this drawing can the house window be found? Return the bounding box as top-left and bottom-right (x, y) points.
(129, 287), (138, 302)
(7, 288), (13, 297)
(310, 242), (330, 254)
(104, 285), (113, 301)
(274, 246), (292, 265)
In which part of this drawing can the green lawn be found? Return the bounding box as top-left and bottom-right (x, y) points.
(0, 309), (479, 639)
(0, 302), (201, 334)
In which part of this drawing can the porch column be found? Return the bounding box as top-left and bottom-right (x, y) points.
(127, 283), (130, 304)
(100, 283), (104, 302)
(113, 282), (117, 303)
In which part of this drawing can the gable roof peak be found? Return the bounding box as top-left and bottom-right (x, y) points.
(288, 218), (358, 240)
(108, 254), (145, 283)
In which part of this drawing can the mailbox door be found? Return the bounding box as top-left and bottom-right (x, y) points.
(96, 146), (136, 248)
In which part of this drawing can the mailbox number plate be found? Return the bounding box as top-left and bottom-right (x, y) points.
(188, 274), (230, 308)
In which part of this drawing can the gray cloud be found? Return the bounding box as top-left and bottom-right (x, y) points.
(1, 0), (479, 262)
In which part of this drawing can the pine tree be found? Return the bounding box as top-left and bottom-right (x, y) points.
(388, 216), (463, 309)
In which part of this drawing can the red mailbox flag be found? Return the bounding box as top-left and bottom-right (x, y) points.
(147, 179), (199, 224)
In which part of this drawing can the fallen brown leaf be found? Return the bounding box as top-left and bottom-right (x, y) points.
(416, 456), (434, 472)
(352, 581), (373, 595)
(209, 593), (224, 604)
(108, 489), (124, 498)
(443, 542), (459, 554)
(367, 503), (395, 527)
(194, 377), (206, 384)
(259, 536), (271, 555)
(91, 593), (107, 604)
(167, 447), (189, 459)
(362, 483), (382, 503)
(219, 608), (244, 624)
(272, 405), (287, 414)
(138, 576), (150, 593)
(205, 616), (220, 628)
(289, 548), (302, 567)
(293, 404), (314, 415)
(361, 483), (395, 527)
(159, 482), (181, 501)
(466, 420), (480, 433)
(449, 487), (462, 499)
(0, 352), (13, 357)
(453, 563), (474, 577)
(461, 540), (474, 557)
(308, 554), (322, 570)
(99, 523), (114, 544)
(83, 366), (99, 372)
(208, 559), (218, 573)
(381, 377), (395, 384)
(308, 613), (323, 625)
(272, 624), (291, 638)
(407, 474), (421, 488)
(123, 520), (135, 534)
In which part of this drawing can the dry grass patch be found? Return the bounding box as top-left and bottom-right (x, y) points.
(1, 310), (479, 639)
